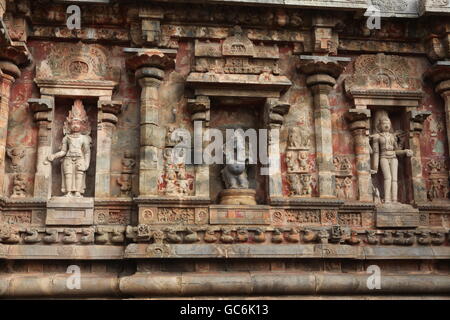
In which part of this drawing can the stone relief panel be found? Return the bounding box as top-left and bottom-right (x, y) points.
(35, 42), (120, 81)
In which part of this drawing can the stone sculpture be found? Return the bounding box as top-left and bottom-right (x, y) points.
(47, 100), (92, 198)
(371, 111), (413, 203)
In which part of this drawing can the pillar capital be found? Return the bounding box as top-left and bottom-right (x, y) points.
(345, 108), (371, 132)
(188, 95), (211, 126)
(424, 62), (450, 88)
(29, 98), (54, 124)
(265, 99), (291, 129)
(98, 100), (123, 125)
(409, 110), (432, 134)
(297, 56), (349, 80)
(126, 50), (175, 73)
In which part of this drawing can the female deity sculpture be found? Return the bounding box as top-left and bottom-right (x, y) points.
(370, 111), (412, 204)
(47, 100), (92, 198)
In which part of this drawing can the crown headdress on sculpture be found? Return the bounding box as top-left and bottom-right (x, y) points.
(374, 110), (392, 133)
(63, 99), (91, 135)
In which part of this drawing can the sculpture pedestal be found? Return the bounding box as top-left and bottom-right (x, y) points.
(219, 189), (257, 205)
(46, 197), (94, 226)
(376, 203), (419, 228)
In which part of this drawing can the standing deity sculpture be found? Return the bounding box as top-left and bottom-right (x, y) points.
(47, 100), (92, 198)
(370, 111), (412, 204)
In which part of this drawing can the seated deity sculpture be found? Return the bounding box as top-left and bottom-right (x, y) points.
(47, 100), (92, 198)
(221, 130), (250, 190)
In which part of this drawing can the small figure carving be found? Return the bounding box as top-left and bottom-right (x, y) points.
(24, 229), (40, 243)
(11, 173), (27, 198)
(253, 228), (266, 243)
(6, 147), (25, 172)
(345, 230), (361, 245)
(47, 100), (92, 198)
(43, 229), (59, 244)
(63, 229), (77, 244)
(95, 228), (109, 244)
(204, 229), (218, 243)
(303, 229), (318, 243)
(177, 166), (190, 195)
(287, 127), (310, 150)
(428, 179), (441, 200)
(416, 231), (431, 245)
(343, 177), (353, 199)
(318, 230), (329, 244)
(393, 231), (414, 246)
(184, 228), (199, 243)
(371, 112), (413, 203)
(236, 228), (249, 243)
(366, 230), (379, 245)
(286, 151), (298, 172)
(430, 231), (445, 245)
(166, 125), (182, 147)
(298, 152), (309, 172)
(164, 167), (179, 196)
(287, 174), (301, 196)
(286, 228), (300, 243)
(271, 229), (283, 243)
(165, 228), (182, 244)
(111, 228), (125, 243)
(117, 174), (132, 197)
(220, 228), (234, 244)
(380, 231), (394, 245)
(80, 228), (94, 244)
(121, 151), (136, 174)
(300, 174), (312, 196)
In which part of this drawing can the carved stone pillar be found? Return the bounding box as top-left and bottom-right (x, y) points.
(346, 109), (372, 202)
(188, 95), (210, 198)
(126, 51), (174, 197)
(29, 97), (54, 199)
(265, 98), (290, 200)
(298, 59), (346, 198)
(0, 61), (20, 196)
(425, 64), (450, 178)
(95, 100), (122, 198)
(408, 110), (432, 203)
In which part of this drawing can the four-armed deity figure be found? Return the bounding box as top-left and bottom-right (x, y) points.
(47, 100), (92, 198)
(371, 111), (413, 204)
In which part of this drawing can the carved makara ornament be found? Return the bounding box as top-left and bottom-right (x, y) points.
(47, 100), (92, 198)
(370, 111), (413, 204)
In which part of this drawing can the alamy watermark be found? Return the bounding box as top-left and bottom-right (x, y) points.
(167, 122), (280, 176)
(66, 265), (81, 290)
(366, 265), (382, 290)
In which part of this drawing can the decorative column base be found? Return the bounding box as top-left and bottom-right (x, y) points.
(219, 189), (257, 206)
(46, 197), (94, 226)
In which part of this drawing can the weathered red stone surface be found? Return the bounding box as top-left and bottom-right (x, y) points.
(0, 0), (449, 299)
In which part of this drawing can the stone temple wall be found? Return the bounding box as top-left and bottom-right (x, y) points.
(0, 0), (449, 298)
